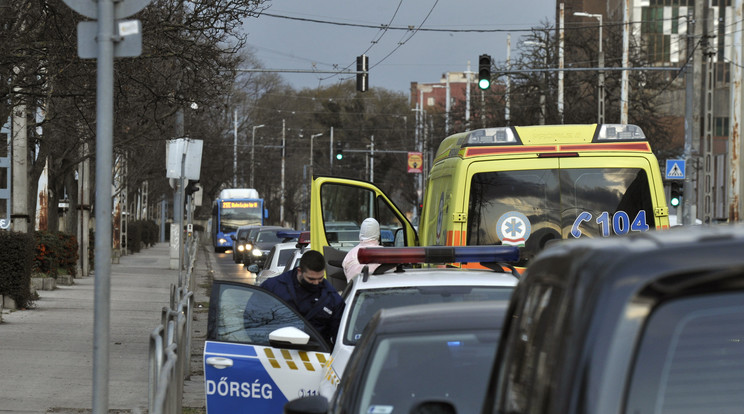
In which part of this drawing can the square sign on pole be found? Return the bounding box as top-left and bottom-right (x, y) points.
(665, 159), (685, 180)
(166, 138), (203, 180)
(77, 20), (143, 59)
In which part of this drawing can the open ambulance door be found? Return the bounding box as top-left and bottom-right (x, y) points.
(310, 176), (418, 291)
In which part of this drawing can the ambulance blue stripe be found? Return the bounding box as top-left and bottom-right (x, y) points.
(205, 341), (258, 357)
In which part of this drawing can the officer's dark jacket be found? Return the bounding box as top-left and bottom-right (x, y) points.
(260, 268), (345, 345)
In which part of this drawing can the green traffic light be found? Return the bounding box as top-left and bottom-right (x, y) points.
(478, 78), (491, 90)
(336, 153), (343, 160)
(670, 197), (680, 207)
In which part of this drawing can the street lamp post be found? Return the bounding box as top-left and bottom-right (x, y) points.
(250, 124), (265, 188)
(575, 12), (604, 124)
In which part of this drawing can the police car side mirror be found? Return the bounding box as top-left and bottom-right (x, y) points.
(284, 395), (329, 414)
(269, 327), (310, 345)
(230, 234), (237, 241)
(247, 264), (259, 274)
(269, 327), (326, 352)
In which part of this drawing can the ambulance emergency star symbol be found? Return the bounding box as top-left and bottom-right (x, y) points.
(505, 218), (523, 238)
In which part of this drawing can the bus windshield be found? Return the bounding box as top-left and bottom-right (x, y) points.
(220, 202), (263, 233)
(467, 168), (654, 265)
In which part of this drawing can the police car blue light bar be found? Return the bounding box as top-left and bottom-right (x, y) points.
(357, 246), (520, 264)
(277, 230), (301, 240)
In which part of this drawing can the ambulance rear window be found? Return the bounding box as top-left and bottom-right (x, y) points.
(467, 168), (654, 265)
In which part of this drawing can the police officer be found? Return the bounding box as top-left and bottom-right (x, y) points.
(259, 250), (344, 345)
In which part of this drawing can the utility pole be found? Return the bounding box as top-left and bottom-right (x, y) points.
(702, 7), (715, 224)
(621, 0), (630, 124)
(558, 3), (564, 124)
(683, 11), (694, 226)
(329, 126), (334, 174)
(505, 34), (511, 126)
(232, 107), (237, 187)
(730, 0), (744, 221)
(77, 143), (91, 277)
(280, 119), (285, 226)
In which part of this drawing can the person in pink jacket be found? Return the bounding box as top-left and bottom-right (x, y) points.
(342, 218), (382, 281)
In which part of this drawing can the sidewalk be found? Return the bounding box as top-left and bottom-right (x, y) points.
(0, 241), (207, 414)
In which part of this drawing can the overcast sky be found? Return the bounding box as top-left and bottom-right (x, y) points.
(242, 0), (556, 94)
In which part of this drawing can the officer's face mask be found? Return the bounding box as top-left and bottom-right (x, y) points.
(299, 269), (324, 292)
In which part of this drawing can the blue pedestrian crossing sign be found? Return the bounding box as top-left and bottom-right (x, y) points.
(666, 159), (685, 180)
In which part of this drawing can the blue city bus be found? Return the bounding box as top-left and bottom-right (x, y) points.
(211, 189), (267, 252)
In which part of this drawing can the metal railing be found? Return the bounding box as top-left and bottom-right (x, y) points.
(148, 233), (197, 414)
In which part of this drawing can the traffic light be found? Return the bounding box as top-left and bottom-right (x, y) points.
(478, 54), (492, 90)
(670, 181), (682, 207)
(186, 180), (200, 196)
(335, 142), (344, 160)
(356, 55), (369, 92)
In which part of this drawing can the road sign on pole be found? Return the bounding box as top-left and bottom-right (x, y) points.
(78, 20), (142, 59)
(62, 0), (151, 19)
(666, 159), (686, 180)
(61, 1), (153, 413)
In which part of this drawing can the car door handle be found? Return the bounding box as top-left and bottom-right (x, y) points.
(206, 357), (234, 369)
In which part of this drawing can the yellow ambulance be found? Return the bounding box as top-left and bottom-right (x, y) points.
(310, 123), (669, 273)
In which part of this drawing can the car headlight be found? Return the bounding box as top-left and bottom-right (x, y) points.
(218, 238), (227, 245)
(245, 244), (253, 251)
(237, 245), (245, 252)
(252, 249), (262, 257)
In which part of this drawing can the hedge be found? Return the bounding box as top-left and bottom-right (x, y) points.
(0, 231), (35, 309)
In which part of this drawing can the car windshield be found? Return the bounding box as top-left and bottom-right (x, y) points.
(344, 286), (513, 345)
(257, 231), (283, 243)
(467, 168), (654, 265)
(358, 330), (500, 414)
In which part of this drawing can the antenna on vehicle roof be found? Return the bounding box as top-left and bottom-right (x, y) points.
(362, 265), (370, 282)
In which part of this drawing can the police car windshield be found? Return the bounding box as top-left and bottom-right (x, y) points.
(344, 286), (513, 345)
(467, 168), (654, 266)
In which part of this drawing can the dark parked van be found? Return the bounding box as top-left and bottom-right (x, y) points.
(483, 224), (744, 414)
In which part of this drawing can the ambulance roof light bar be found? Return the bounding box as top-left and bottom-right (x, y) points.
(357, 246), (520, 265)
(596, 124), (646, 141)
(464, 127), (520, 146)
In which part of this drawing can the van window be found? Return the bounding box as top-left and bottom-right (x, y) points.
(468, 168), (654, 263)
(624, 292), (744, 414)
(495, 283), (565, 414)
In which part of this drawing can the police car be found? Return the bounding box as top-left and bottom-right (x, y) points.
(317, 245), (519, 399)
(203, 245), (519, 413)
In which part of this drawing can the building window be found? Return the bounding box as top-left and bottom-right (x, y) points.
(642, 7), (664, 34)
(644, 34), (671, 63)
(715, 62), (731, 85)
(714, 117), (729, 137)
(427, 97), (435, 107)
(650, 0), (694, 5)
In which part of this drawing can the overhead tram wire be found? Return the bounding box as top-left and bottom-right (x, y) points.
(257, 12), (715, 33)
(316, 0), (405, 86)
(318, 0), (441, 83)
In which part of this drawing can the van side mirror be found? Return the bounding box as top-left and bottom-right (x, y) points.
(283, 395), (328, 414)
